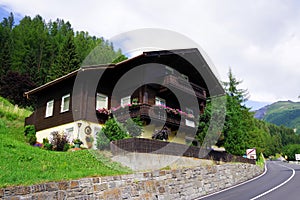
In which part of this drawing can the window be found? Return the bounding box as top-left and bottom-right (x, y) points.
(45, 100), (54, 117)
(65, 127), (74, 142)
(61, 94), (70, 113)
(155, 97), (166, 106)
(96, 93), (108, 110)
(121, 96), (131, 107)
(185, 119), (195, 127)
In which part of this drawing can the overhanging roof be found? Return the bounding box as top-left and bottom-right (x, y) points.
(24, 48), (224, 98)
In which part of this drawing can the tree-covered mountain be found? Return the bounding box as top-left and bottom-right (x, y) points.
(197, 69), (299, 157)
(0, 13), (126, 107)
(254, 101), (300, 134)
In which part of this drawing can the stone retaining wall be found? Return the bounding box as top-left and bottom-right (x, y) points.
(1, 163), (263, 200)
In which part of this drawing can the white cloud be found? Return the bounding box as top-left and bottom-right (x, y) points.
(1, 0), (300, 102)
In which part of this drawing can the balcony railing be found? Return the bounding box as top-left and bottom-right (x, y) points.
(97, 104), (197, 128)
(160, 74), (206, 99)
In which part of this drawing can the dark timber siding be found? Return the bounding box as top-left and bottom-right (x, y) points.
(31, 77), (75, 131)
(26, 49), (222, 132)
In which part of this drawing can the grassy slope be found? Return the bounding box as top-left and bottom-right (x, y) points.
(262, 101), (300, 134)
(0, 97), (131, 188)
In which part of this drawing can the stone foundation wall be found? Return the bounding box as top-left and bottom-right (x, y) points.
(1, 163), (263, 200)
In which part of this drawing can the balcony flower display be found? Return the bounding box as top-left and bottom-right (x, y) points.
(152, 105), (195, 119)
(96, 108), (110, 124)
(97, 103), (196, 125)
(96, 108), (110, 115)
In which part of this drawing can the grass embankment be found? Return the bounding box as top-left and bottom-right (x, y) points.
(0, 97), (131, 188)
(256, 153), (265, 169)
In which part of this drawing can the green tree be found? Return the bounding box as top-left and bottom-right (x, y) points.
(0, 71), (36, 107)
(100, 118), (129, 141)
(10, 15), (51, 85)
(0, 12), (14, 78)
(222, 69), (251, 155)
(47, 32), (80, 81)
(283, 144), (300, 161)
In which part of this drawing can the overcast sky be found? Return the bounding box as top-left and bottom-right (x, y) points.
(1, 0), (300, 107)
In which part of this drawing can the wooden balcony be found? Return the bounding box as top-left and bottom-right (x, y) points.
(160, 74), (206, 100)
(110, 104), (197, 129)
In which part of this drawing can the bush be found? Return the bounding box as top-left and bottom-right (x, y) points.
(96, 131), (110, 150)
(24, 125), (36, 145)
(102, 118), (129, 141)
(42, 138), (52, 150)
(50, 131), (69, 151)
(283, 144), (300, 161)
(63, 143), (71, 151)
(125, 117), (143, 138)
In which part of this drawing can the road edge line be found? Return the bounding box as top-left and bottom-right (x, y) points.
(195, 163), (268, 199)
(249, 162), (295, 200)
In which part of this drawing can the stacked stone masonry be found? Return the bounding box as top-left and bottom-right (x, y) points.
(1, 163), (263, 200)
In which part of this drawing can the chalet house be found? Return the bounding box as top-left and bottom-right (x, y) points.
(24, 48), (224, 149)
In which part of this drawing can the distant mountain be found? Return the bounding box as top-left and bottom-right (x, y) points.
(254, 101), (300, 134)
(245, 100), (271, 111)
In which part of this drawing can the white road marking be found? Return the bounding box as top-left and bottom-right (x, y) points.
(250, 162), (295, 200)
(195, 164), (268, 199)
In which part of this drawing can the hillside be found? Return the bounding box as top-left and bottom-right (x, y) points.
(0, 97), (130, 188)
(254, 101), (300, 134)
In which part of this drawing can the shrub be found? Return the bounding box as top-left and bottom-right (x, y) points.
(125, 117), (143, 137)
(283, 144), (300, 161)
(102, 118), (129, 141)
(50, 131), (69, 151)
(63, 143), (71, 151)
(24, 125), (36, 145)
(96, 131), (110, 150)
(42, 138), (52, 150)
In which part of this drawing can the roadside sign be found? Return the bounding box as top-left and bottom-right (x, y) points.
(246, 148), (257, 160)
(295, 154), (300, 161)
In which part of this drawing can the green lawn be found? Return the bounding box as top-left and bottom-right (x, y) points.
(0, 98), (131, 188)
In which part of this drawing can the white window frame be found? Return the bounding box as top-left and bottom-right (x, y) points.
(60, 94), (70, 113)
(121, 96), (131, 107)
(96, 93), (108, 110)
(65, 127), (74, 142)
(45, 99), (54, 118)
(185, 119), (195, 127)
(155, 97), (166, 106)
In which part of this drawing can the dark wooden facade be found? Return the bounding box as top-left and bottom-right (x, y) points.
(25, 75), (76, 131)
(25, 48), (224, 133)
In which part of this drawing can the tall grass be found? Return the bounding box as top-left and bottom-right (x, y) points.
(0, 97), (32, 120)
(256, 153), (265, 169)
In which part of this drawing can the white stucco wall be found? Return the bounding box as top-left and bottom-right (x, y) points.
(36, 120), (103, 149)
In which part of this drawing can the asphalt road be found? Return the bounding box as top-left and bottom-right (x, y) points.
(195, 161), (300, 200)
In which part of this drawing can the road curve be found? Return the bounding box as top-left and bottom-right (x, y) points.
(195, 161), (300, 200)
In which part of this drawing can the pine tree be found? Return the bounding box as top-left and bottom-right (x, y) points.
(223, 69), (250, 155)
(0, 13), (14, 77)
(47, 32), (80, 81)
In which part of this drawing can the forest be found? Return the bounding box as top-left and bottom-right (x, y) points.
(197, 70), (300, 159)
(1, 13), (299, 159)
(0, 13), (126, 107)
